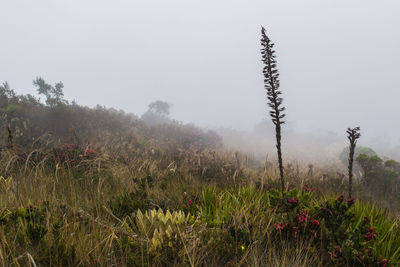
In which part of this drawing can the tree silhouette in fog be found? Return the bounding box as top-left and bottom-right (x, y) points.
(33, 77), (68, 107)
(141, 100), (171, 125)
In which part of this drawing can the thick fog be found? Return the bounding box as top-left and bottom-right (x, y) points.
(1, 0), (400, 153)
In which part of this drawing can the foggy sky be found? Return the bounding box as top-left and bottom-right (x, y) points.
(1, 0), (400, 147)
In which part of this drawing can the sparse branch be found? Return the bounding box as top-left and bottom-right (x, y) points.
(346, 127), (361, 198)
(261, 27), (286, 197)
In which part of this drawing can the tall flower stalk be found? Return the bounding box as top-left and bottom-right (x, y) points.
(346, 127), (361, 198)
(7, 125), (13, 148)
(260, 27), (286, 197)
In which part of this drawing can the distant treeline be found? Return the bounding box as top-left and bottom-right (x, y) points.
(0, 79), (222, 151)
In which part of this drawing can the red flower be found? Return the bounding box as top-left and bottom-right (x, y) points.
(288, 198), (297, 204)
(312, 219), (320, 227)
(328, 251), (336, 263)
(365, 232), (377, 240)
(379, 259), (388, 266)
(274, 223), (284, 234)
(365, 227), (377, 240)
(347, 198), (355, 206)
(292, 226), (298, 238)
(310, 229), (318, 238)
(298, 215), (307, 223)
(84, 148), (96, 156)
(303, 185), (316, 192)
(333, 246), (341, 252)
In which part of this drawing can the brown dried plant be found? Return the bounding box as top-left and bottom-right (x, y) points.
(260, 26), (286, 196)
(346, 127), (361, 198)
(7, 125), (13, 148)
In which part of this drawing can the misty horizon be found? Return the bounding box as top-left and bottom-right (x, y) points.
(1, 0), (399, 149)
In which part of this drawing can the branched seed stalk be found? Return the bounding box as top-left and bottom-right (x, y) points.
(347, 127), (361, 198)
(260, 27), (286, 197)
(7, 125), (13, 148)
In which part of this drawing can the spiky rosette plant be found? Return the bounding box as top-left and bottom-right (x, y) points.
(260, 27), (286, 197)
(346, 127), (361, 198)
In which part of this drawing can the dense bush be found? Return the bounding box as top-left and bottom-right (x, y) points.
(339, 146), (377, 166)
(356, 154), (400, 207)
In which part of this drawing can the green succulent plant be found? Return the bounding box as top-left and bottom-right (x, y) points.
(0, 176), (12, 193)
(132, 209), (190, 249)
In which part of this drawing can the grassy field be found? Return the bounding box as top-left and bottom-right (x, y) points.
(0, 141), (398, 266)
(1, 76), (398, 266)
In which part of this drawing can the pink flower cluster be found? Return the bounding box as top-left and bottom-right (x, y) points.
(84, 148), (96, 156)
(333, 246), (341, 252)
(328, 251), (337, 264)
(298, 211), (307, 223)
(274, 223), (284, 234)
(296, 210), (320, 228)
(56, 144), (98, 165)
(379, 258), (388, 266)
(303, 185), (316, 192)
(64, 144), (79, 150)
(365, 227), (377, 240)
(347, 198), (355, 206)
(274, 210), (321, 239)
(312, 219), (320, 226)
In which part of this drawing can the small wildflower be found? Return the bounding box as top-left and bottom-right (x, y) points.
(288, 198), (297, 204)
(365, 232), (377, 240)
(303, 185), (316, 192)
(299, 210), (307, 216)
(241, 245), (245, 251)
(298, 215), (307, 223)
(365, 228), (377, 240)
(310, 229), (318, 238)
(292, 226), (298, 238)
(328, 251), (336, 264)
(379, 259), (388, 267)
(311, 219), (320, 227)
(274, 223), (284, 234)
(333, 246), (341, 252)
(84, 148), (96, 156)
(347, 198), (355, 206)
